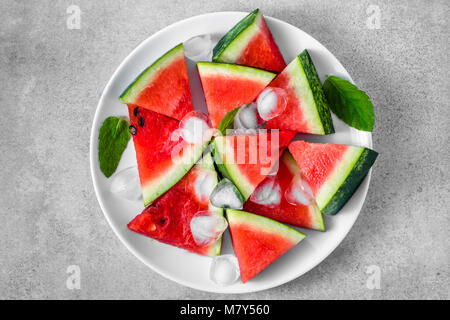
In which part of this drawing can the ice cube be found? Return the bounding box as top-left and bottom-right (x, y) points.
(285, 175), (315, 206)
(250, 176), (281, 207)
(194, 171), (216, 200)
(109, 166), (142, 202)
(256, 87), (287, 121)
(210, 254), (240, 286)
(210, 178), (244, 209)
(184, 34), (213, 61)
(179, 111), (213, 144)
(234, 103), (264, 130)
(190, 211), (228, 247)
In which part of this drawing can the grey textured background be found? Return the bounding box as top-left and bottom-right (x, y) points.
(1, 0), (449, 299)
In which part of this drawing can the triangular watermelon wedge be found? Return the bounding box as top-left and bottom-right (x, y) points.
(266, 50), (334, 134)
(226, 209), (305, 283)
(128, 105), (208, 206)
(212, 130), (295, 200)
(213, 9), (286, 72)
(197, 62), (275, 128)
(128, 153), (223, 257)
(120, 44), (194, 121)
(244, 150), (325, 230)
(289, 140), (378, 215)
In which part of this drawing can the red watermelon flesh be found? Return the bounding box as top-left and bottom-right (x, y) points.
(120, 44), (194, 121)
(128, 105), (207, 206)
(226, 209), (305, 283)
(128, 153), (222, 257)
(288, 140), (378, 215)
(243, 150), (324, 231)
(197, 62), (276, 128)
(213, 130), (295, 200)
(212, 9), (286, 73)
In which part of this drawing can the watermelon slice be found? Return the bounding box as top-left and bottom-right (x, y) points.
(266, 50), (334, 135)
(128, 153), (223, 257)
(197, 62), (275, 128)
(120, 44), (194, 121)
(213, 9), (286, 72)
(128, 105), (208, 206)
(244, 150), (324, 231)
(226, 209), (305, 283)
(288, 140), (378, 215)
(212, 130), (295, 200)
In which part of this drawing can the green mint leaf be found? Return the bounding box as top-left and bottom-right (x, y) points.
(323, 75), (375, 132)
(98, 116), (131, 177)
(217, 106), (240, 135)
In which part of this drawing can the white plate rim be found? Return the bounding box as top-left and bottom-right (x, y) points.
(89, 11), (372, 294)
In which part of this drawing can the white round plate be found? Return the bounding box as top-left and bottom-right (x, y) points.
(90, 12), (372, 293)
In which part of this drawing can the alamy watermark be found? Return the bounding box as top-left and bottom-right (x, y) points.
(66, 5), (81, 30)
(366, 5), (381, 30)
(366, 265), (381, 290)
(66, 265), (81, 290)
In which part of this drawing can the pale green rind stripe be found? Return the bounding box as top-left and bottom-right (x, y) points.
(315, 146), (364, 210)
(119, 44), (184, 103)
(284, 56), (326, 134)
(226, 209), (306, 243)
(142, 140), (208, 206)
(213, 136), (254, 200)
(197, 62), (276, 84)
(202, 152), (224, 256)
(214, 10), (263, 63)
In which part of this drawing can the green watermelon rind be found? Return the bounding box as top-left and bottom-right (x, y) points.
(281, 151), (325, 231)
(318, 147), (378, 215)
(297, 50), (334, 134)
(119, 43), (184, 103)
(226, 209), (306, 244)
(142, 140), (209, 206)
(211, 137), (254, 200)
(197, 62), (276, 84)
(212, 9), (260, 63)
(196, 152), (224, 256)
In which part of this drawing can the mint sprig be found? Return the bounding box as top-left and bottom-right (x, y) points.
(323, 76), (375, 132)
(217, 106), (240, 135)
(98, 116), (131, 177)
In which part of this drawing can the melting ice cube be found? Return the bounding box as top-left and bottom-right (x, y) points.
(179, 111), (213, 144)
(190, 211), (228, 247)
(256, 87), (287, 121)
(210, 254), (240, 286)
(210, 178), (244, 209)
(109, 166), (142, 202)
(234, 103), (264, 130)
(285, 175), (315, 206)
(184, 34), (213, 61)
(250, 176), (281, 207)
(194, 171), (216, 200)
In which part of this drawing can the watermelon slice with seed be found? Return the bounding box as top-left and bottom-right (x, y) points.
(128, 105), (208, 206)
(213, 9), (286, 72)
(128, 153), (223, 257)
(226, 209), (305, 283)
(266, 50), (334, 134)
(244, 150), (325, 231)
(212, 130), (295, 200)
(197, 62), (275, 128)
(120, 44), (194, 121)
(288, 140), (378, 215)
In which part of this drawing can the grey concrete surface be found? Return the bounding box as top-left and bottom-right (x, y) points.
(0, 0), (449, 299)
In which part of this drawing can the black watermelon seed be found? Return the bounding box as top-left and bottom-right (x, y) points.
(138, 117), (145, 127)
(160, 218), (166, 224)
(133, 107), (139, 117)
(129, 125), (137, 135)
